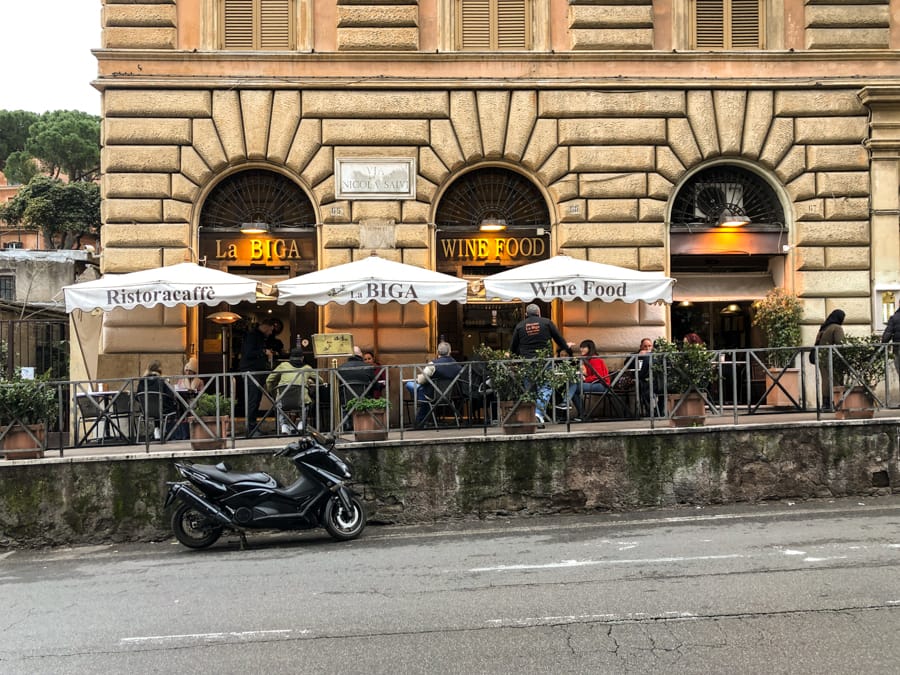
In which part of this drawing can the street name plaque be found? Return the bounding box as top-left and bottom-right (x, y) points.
(335, 158), (416, 200)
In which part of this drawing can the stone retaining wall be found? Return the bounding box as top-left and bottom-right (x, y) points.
(1, 420), (897, 548)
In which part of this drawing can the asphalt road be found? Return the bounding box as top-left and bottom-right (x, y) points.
(2, 496), (899, 674)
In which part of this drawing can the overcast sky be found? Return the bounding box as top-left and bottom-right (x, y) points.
(2, 2), (102, 116)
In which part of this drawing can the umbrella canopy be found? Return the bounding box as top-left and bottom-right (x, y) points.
(275, 255), (467, 306)
(63, 262), (260, 313)
(482, 255), (675, 304)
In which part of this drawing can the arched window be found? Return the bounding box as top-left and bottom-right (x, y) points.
(200, 170), (315, 230)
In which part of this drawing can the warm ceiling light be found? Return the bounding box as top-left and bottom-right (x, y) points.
(716, 208), (751, 228)
(479, 218), (507, 232)
(678, 300), (693, 307)
(720, 303), (742, 315)
(240, 221), (269, 234)
(207, 311), (241, 325)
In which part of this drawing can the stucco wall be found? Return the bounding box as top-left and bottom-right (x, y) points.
(1, 419), (896, 548)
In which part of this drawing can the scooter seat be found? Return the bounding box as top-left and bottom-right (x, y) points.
(192, 464), (276, 487)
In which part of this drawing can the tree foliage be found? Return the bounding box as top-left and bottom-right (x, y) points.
(0, 177), (100, 249)
(4, 150), (40, 185)
(25, 110), (100, 181)
(0, 110), (40, 172)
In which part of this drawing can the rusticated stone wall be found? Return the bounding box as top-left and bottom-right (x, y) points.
(336, 1), (419, 51)
(0, 420), (896, 548)
(99, 84), (871, 357)
(102, 0), (177, 50)
(805, 0), (891, 50)
(568, 0), (654, 50)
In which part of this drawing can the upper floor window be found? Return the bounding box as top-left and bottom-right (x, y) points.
(457, 0), (531, 50)
(692, 0), (764, 49)
(222, 0), (294, 50)
(0, 274), (14, 301)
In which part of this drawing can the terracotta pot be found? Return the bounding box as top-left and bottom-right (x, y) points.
(190, 416), (231, 450)
(833, 386), (875, 420)
(353, 409), (388, 441)
(668, 392), (706, 427)
(498, 400), (537, 434)
(2, 423), (46, 459)
(765, 368), (801, 407)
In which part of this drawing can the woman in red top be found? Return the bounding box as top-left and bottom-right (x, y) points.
(579, 340), (611, 393)
(564, 339), (610, 421)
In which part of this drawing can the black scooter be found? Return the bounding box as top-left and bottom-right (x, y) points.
(164, 429), (366, 549)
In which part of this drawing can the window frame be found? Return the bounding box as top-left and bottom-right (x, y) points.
(690, 0), (766, 50)
(219, 0), (297, 51)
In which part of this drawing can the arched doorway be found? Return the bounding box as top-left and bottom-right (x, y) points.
(434, 167), (551, 357)
(669, 164), (787, 402)
(196, 169), (318, 373)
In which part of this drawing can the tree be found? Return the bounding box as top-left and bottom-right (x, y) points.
(3, 150), (40, 185)
(0, 177), (100, 249)
(25, 110), (100, 181)
(0, 110), (40, 172)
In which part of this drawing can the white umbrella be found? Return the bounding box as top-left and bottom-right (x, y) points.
(63, 262), (261, 313)
(275, 254), (467, 306)
(482, 255), (675, 304)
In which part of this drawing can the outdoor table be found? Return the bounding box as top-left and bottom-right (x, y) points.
(74, 388), (133, 446)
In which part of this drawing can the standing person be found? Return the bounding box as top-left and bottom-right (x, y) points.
(635, 338), (659, 417)
(266, 317), (286, 360)
(239, 317), (275, 437)
(881, 305), (900, 383)
(510, 303), (570, 427)
(815, 309), (846, 410)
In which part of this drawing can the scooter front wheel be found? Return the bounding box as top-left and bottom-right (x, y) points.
(171, 502), (224, 549)
(323, 494), (366, 541)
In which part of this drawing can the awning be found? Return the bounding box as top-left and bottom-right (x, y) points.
(673, 273), (774, 302)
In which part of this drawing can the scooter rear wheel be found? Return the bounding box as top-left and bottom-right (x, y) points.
(323, 495), (366, 541)
(171, 503), (224, 549)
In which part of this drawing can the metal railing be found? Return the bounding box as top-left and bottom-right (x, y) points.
(1, 341), (896, 456)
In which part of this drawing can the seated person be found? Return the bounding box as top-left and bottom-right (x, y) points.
(174, 356), (203, 393)
(266, 347), (321, 434)
(337, 347), (377, 428)
(405, 341), (462, 428)
(361, 346), (387, 399)
(136, 360), (183, 440)
(566, 340), (611, 420)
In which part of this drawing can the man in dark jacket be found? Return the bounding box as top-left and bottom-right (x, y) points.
(337, 347), (377, 430)
(239, 317), (275, 436)
(882, 305), (900, 382)
(510, 303), (570, 427)
(408, 341), (462, 428)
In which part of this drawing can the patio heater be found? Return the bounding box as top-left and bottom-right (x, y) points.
(207, 311), (241, 373)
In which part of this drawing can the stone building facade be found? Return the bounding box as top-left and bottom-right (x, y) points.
(85, 0), (900, 382)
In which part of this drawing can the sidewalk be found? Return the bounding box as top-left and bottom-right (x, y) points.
(38, 407), (900, 461)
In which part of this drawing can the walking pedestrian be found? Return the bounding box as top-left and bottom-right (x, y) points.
(510, 303), (570, 428)
(239, 317), (275, 436)
(815, 309), (845, 410)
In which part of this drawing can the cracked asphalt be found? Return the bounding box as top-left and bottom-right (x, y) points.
(2, 495), (899, 673)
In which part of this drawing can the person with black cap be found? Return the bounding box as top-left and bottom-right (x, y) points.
(510, 303), (570, 427)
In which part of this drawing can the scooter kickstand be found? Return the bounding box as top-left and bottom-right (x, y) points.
(238, 531), (248, 550)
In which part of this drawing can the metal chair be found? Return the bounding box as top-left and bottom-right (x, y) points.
(134, 392), (177, 442)
(274, 384), (310, 433)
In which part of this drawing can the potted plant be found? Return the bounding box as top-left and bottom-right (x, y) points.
(346, 396), (389, 441)
(189, 393), (233, 450)
(751, 288), (804, 407)
(833, 334), (888, 419)
(477, 345), (578, 433)
(652, 338), (717, 427)
(0, 373), (58, 459)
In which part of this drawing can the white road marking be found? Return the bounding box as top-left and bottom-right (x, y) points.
(781, 549), (806, 556)
(120, 629), (299, 644)
(469, 554), (743, 573)
(803, 556), (848, 563)
(486, 611), (697, 627)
